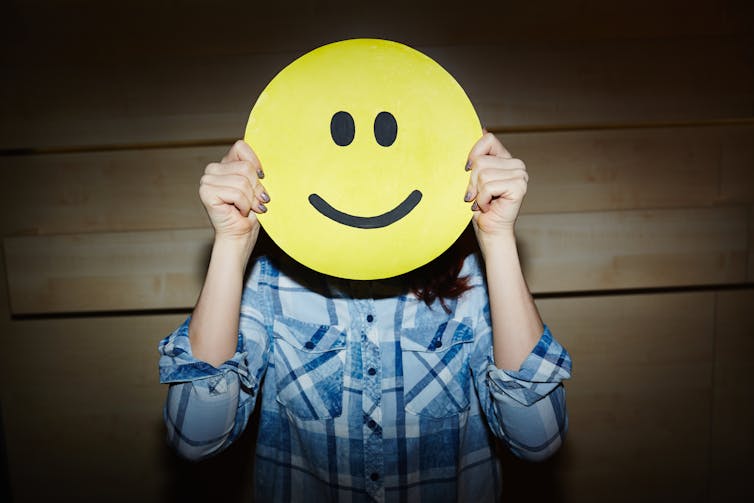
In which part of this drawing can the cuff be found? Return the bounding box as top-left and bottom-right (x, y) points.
(487, 325), (572, 406)
(158, 316), (254, 389)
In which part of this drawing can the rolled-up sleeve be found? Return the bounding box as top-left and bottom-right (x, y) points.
(158, 263), (271, 461)
(473, 323), (572, 462)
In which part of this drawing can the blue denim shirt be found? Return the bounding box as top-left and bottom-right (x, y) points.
(158, 252), (571, 502)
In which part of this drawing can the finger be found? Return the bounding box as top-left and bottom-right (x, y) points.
(466, 132), (512, 168)
(200, 183), (254, 217)
(465, 156), (528, 202)
(470, 155), (528, 181)
(252, 180), (271, 210)
(201, 168), (271, 214)
(206, 159), (259, 177)
(221, 140), (264, 178)
(205, 160), (264, 196)
(200, 173), (255, 201)
(466, 170), (527, 208)
(474, 178), (527, 213)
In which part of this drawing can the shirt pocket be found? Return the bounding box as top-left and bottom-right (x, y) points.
(400, 319), (474, 418)
(272, 316), (347, 420)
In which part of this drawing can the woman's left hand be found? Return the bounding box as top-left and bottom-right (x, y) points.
(465, 132), (529, 245)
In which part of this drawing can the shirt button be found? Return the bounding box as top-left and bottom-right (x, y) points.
(304, 341), (315, 350)
(366, 314), (374, 323)
(367, 367), (377, 376)
(367, 419), (376, 428)
(370, 472), (380, 481)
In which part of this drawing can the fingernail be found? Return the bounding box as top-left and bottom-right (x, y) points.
(465, 160), (472, 171)
(258, 203), (267, 213)
(260, 191), (270, 203)
(257, 168), (265, 179)
(471, 201), (479, 211)
(464, 191), (473, 202)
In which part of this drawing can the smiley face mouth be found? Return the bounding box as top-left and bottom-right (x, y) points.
(308, 190), (423, 229)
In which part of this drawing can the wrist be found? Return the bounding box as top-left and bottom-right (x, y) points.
(476, 227), (518, 260)
(212, 230), (258, 269)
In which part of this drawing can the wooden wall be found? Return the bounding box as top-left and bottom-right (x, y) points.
(1, 1), (752, 501)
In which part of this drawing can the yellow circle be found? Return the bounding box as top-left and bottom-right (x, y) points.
(245, 39), (481, 280)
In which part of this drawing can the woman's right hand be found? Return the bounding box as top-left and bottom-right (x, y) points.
(199, 140), (270, 243)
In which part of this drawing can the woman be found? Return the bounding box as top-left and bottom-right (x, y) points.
(158, 133), (571, 502)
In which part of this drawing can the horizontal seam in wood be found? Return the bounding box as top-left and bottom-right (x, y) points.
(1, 117), (752, 157)
(533, 282), (754, 299)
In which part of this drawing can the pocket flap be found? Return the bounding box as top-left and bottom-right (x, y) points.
(400, 319), (473, 352)
(273, 317), (347, 353)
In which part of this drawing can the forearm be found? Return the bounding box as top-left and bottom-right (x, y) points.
(189, 232), (257, 367)
(480, 231), (543, 370)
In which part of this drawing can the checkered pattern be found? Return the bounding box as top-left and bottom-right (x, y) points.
(158, 253), (572, 502)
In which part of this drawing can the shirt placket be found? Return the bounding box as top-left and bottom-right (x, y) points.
(355, 297), (384, 502)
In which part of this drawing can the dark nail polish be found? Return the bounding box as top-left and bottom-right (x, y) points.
(465, 160), (472, 171)
(257, 168), (265, 179)
(259, 203), (267, 213)
(471, 201), (479, 211)
(260, 191), (270, 203)
(464, 191), (473, 202)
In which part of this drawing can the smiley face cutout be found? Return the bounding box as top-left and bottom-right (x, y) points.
(245, 39), (481, 280)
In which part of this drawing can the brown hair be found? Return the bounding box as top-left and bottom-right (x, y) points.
(404, 224), (477, 312)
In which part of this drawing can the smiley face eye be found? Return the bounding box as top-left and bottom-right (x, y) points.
(330, 111), (355, 146)
(374, 111), (397, 147)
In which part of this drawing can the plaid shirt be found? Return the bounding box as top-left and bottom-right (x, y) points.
(158, 252), (571, 502)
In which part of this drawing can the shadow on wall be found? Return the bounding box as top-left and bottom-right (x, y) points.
(1, 402), (12, 503)
(499, 439), (568, 502)
(158, 399), (260, 502)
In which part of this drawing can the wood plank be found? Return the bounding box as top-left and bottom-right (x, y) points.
(4, 125), (751, 236)
(509, 125), (724, 214)
(3, 228), (212, 314)
(719, 125), (754, 204)
(4, 207), (748, 314)
(2, 37), (751, 150)
(4, 0), (748, 65)
(0, 146), (222, 235)
(710, 289), (754, 501)
(518, 206), (749, 293)
(531, 292), (715, 502)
